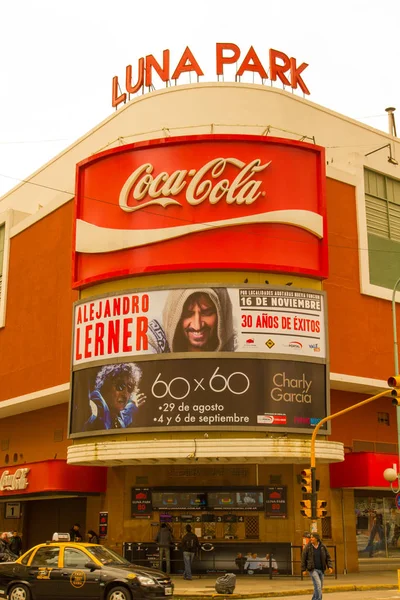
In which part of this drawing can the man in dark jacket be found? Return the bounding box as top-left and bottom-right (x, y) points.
(301, 533), (333, 600)
(69, 523), (83, 542)
(9, 531), (22, 556)
(156, 523), (174, 575)
(181, 524), (199, 580)
(0, 533), (17, 562)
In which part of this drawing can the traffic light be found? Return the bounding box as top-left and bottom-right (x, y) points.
(388, 375), (400, 405)
(316, 500), (328, 518)
(300, 500), (312, 518)
(300, 469), (312, 493)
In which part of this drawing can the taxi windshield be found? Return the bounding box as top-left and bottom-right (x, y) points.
(86, 546), (131, 566)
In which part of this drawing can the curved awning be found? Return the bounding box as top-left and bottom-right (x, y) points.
(67, 437), (344, 466)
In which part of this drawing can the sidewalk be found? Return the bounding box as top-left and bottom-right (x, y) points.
(172, 571), (399, 598)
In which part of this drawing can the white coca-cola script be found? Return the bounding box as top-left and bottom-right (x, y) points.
(0, 468), (29, 491)
(118, 157), (271, 211)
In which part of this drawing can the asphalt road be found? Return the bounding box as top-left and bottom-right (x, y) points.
(270, 592), (400, 600)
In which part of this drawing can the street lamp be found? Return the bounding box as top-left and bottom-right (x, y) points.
(383, 466), (400, 493)
(392, 277), (400, 467)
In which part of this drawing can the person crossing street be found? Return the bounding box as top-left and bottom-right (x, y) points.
(301, 532), (333, 600)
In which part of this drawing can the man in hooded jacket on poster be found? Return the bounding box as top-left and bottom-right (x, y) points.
(148, 288), (236, 354)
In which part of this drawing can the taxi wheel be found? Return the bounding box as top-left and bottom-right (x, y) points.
(106, 586), (132, 600)
(9, 584), (31, 600)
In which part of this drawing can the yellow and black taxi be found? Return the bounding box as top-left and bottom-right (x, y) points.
(0, 533), (173, 600)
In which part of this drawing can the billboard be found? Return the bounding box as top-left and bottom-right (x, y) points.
(73, 285), (326, 366)
(73, 135), (327, 287)
(69, 357), (327, 436)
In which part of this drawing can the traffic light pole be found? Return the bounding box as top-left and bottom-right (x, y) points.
(309, 388), (392, 532)
(311, 466), (317, 531)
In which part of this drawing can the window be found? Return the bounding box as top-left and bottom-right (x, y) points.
(353, 440), (375, 452)
(20, 548), (35, 565)
(365, 169), (400, 240)
(64, 548), (90, 569)
(0, 224), (4, 302)
(377, 412), (390, 425)
(31, 546), (60, 567)
(353, 439), (398, 453)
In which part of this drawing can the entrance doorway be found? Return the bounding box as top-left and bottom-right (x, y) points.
(24, 497), (86, 549)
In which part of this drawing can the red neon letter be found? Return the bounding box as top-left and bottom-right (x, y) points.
(136, 317), (148, 351)
(171, 47), (204, 80)
(112, 75), (127, 108)
(75, 329), (82, 361)
(126, 59), (144, 94)
(94, 322), (105, 357)
(290, 57), (310, 95)
(145, 50), (170, 87)
(216, 43), (241, 76)
(123, 318), (133, 352)
(236, 46), (268, 79)
(269, 49), (291, 86)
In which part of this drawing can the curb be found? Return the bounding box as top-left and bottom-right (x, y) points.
(174, 583), (398, 599)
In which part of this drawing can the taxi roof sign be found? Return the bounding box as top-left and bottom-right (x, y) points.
(51, 533), (70, 542)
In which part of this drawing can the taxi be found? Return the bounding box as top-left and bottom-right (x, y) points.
(0, 534), (174, 600)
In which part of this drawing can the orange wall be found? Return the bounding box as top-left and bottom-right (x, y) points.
(0, 403), (70, 466)
(0, 202), (78, 402)
(325, 178), (394, 380)
(330, 389), (397, 448)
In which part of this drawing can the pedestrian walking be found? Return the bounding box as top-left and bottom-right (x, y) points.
(181, 524), (199, 580)
(9, 531), (22, 556)
(156, 523), (174, 575)
(301, 532), (333, 600)
(0, 533), (17, 562)
(69, 523), (83, 542)
(87, 530), (100, 544)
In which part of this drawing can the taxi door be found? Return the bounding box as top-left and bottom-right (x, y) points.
(27, 545), (62, 598)
(54, 546), (101, 599)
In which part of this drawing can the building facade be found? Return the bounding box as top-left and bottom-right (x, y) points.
(0, 79), (399, 573)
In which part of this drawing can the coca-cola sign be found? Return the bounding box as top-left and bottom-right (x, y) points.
(73, 135), (327, 287)
(119, 158), (271, 209)
(0, 468), (29, 491)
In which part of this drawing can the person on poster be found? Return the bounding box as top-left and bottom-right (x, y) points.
(84, 363), (146, 431)
(260, 553), (278, 573)
(181, 524), (200, 580)
(301, 533), (333, 600)
(148, 288), (236, 353)
(363, 513), (385, 557)
(234, 552), (247, 574)
(244, 552), (262, 574)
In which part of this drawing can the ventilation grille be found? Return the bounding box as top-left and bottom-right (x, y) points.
(245, 515), (259, 539)
(321, 516), (332, 539)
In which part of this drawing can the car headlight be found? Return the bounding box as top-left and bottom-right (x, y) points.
(137, 575), (156, 586)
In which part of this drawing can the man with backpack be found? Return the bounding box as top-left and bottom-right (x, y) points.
(181, 524), (200, 580)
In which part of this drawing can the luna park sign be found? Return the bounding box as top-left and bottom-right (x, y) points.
(112, 43), (310, 108)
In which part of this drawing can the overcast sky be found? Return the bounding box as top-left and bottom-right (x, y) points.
(0, 0), (399, 195)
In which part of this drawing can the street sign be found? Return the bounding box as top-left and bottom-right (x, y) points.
(396, 493), (400, 510)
